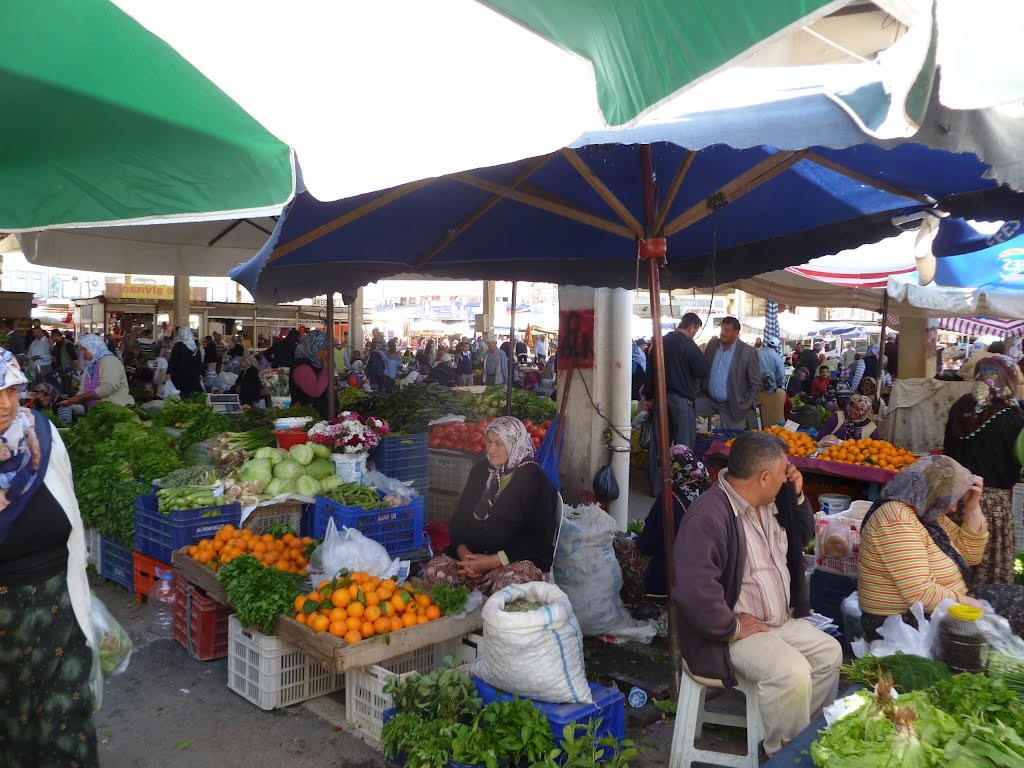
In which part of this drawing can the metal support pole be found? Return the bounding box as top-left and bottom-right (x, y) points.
(876, 291), (889, 411)
(326, 294), (336, 420)
(507, 281), (517, 416)
(640, 144), (681, 691)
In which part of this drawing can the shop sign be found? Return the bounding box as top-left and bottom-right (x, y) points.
(105, 283), (208, 301)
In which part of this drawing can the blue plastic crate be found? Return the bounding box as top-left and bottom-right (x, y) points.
(312, 494), (424, 555)
(134, 494), (242, 564)
(371, 433), (429, 495)
(300, 502), (316, 538)
(471, 678), (625, 746)
(99, 535), (134, 593)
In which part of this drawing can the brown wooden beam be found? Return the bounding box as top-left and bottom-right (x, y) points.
(415, 155), (554, 269)
(266, 180), (431, 264)
(654, 151), (696, 234)
(449, 173), (634, 239)
(560, 148), (644, 236)
(207, 219), (242, 247)
(664, 150), (808, 236)
(244, 219), (273, 237)
(804, 151), (934, 204)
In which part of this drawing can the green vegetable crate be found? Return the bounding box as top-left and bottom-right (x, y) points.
(134, 494), (241, 564)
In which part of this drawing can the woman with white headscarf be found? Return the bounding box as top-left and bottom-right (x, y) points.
(168, 327), (204, 398)
(0, 349), (100, 766)
(59, 333), (134, 411)
(421, 416), (559, 595)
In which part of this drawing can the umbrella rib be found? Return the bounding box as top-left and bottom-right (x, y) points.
(663, 150), (808, 237)
(803, 152), (935, 204)
(559, 148), (644, 237)
(654, 151), (696, 234)
(266, 180), (432, 264)
(414, 154), (554, 269)
(244, 219), (274, 237)
(208, 219), (243, 247)
(449, 173), (634, 239)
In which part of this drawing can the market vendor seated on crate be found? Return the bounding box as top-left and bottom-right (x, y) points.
(673, 431), (842, 758)
(421, 416), (559, 596)
(857, 455), (1024, 640)
(817, 394), (876, 446)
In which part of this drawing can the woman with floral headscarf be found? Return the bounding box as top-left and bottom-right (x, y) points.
(422, 416), (559, 595)
(289, 329), (330, 418)
(943, 355), (1024, 584)
(818, 394), (876, 445)
(858, 455), (1024, 640)
(59, 333), (134, 412)
(0, 350), (100, 766)
(168, 327), (204, 398)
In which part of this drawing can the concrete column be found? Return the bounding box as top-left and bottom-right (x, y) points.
(557, 285), (632, 530)
(172, 274), (191, 330)
(893, 316), (937, 378)
(482, 281), (497, 339)
(349, 287), (364, 356)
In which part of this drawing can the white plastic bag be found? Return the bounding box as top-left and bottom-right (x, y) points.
(472, 581), (591, 704)
(851, 599), (954, 659)
(307, 518), (398, 583)
(554, 503), (655, 640)
(89, 595), (134, 709)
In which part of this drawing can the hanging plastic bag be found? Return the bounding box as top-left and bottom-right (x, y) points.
(592, 458), (620, 504)
(635, 411), (652, 450)
(307, 518), (398, 584)
(88, 594), (134, 710)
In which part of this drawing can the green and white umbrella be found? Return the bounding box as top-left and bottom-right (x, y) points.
(114, 0), (844, 204)
(2, 0), (295, 232)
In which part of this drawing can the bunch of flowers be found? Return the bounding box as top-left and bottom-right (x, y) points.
(307, 412), (390, 454)
(260, 369), (290, 397)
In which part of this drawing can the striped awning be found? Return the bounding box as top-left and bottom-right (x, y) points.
(785, 263), (916, 289)
(938, 317), (1024, 337)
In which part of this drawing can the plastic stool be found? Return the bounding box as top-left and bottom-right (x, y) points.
(669, 670), (763, 768)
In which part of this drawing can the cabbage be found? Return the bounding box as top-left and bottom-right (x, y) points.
(289, 443), (315, 466)
(255, 446), (287, 464)
(295, 475), (322, 497)
(238, 459), (273, 487)
(320, 476), (343, 493)
(305, 458), (336, 480)
(265, 477), (298, 496)
(311, 443), (331, 460)
(272, 458), (304, 479)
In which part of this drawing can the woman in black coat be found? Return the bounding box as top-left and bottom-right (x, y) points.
(169, 328), (204, 397)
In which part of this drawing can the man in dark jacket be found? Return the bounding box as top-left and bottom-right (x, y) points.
(264, 329), (299, 368)
(673, 431), (841, 757)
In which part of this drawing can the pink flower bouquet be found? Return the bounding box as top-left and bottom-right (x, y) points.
(307, 412), (390, 454)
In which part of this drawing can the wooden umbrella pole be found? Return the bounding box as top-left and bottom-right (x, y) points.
(326, 293), (336, 420)
(640, 144), (680, 691)
(507, 281), (517, 416)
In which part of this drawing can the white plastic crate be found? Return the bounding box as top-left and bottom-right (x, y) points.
(426, 490), (461, 523)
(814, 511), (862, 576)
(1014, 483), (1024, 551)
(84, 527), (102, 570)
(227, 615), (345, 710)
(346, 633), (483, 747)
(428, 449), (478, 494)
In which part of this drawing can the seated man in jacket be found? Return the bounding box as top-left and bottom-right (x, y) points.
(673, 431), (842, 757)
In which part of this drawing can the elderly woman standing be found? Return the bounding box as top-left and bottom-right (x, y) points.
(289, 330), (330, 419)
(169, 328), (204, 398)
(59, 333), (134, 412)
(943, 355), (1024, 584)
(0, 351), (98, 766)
(422, 416), (559, 595)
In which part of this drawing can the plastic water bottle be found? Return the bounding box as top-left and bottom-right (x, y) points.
(147, 567), (177, 639)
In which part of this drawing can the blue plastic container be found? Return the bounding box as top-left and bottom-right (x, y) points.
(311, 494), (425, 555)
(370, 432), (429, 497)
(99, 535), (134, 593)
(471, 678), (625, 745)
(134, 494), (242, 564)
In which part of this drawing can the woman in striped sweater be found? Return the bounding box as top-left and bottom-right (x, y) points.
(858, 455), (1024, 640)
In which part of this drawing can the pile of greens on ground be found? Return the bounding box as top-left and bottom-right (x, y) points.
(356, 382), (478, 433)
(812, 672), (1024, 768)
(840, 653), (951, 693)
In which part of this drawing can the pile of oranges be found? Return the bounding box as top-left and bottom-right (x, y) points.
(816, 438), (917, 472)
(725, 425), (818, 457)
(186, 525), (313, 574)
(294, 570), (442, 645)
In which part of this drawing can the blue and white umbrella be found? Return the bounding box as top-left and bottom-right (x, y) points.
(764, 301), (780, 343)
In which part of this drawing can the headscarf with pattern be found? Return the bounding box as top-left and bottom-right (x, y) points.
(478, 416), (537, 516)
(0, 349), (50, 545)
(295, 330), (328, 371)
(77, 333), (113, 378)
(668, 444), (710, 508)
(176, 327), (198, 354)
(863, 455), (975, 583)
(950, 354), (1021, 438)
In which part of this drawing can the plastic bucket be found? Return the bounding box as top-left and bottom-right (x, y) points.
(273, 428), (309, 450)
(819, 493), (853, 515)
(331, 452), (367, 483)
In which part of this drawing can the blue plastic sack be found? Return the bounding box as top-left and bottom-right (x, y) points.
(535, 413), (564, 491)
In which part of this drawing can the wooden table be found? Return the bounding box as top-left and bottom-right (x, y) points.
(275, 608), (484, 674)
(171, 548), (229, 604)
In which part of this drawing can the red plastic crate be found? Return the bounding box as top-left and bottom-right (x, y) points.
(133, 550), (172, 603)
(172, 574), (232, 661)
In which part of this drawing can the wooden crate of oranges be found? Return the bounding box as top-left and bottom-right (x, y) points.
(276, 571), (483, 674)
